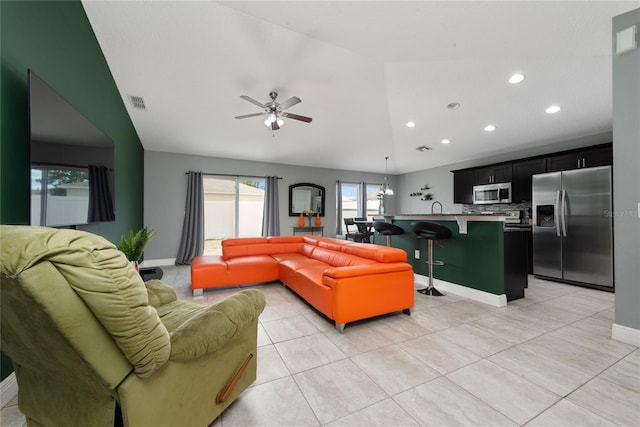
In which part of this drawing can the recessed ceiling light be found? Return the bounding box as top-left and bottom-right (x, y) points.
(508, 73), (526, 84)
(441, 139), (451, 144)
(546, 105), (562, 114)
(406, 121), (416, 128)
(484, 125), (496, 132)
(447, 102), (460, 110)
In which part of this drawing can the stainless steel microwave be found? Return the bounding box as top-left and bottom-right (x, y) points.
(473, 182), (512, 204)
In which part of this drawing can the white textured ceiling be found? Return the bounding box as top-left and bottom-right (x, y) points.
(81, 0), (638, 174)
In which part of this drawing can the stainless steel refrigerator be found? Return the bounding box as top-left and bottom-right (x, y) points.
(532, 166), (613, 289)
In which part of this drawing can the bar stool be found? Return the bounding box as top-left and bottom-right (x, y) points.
(411, 221), (452, 296)
(373, 222), (404, 247)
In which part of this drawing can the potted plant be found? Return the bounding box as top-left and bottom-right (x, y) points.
(118, 227), (156, 271)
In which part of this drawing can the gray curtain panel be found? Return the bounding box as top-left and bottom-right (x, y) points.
(261, 176), (280, 236)
(87, 165), (115, 222)
(336, 180), (343, 235)
(175, 171), (204, 265)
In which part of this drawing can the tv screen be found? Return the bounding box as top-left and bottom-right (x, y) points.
(29, 70), (115, 227)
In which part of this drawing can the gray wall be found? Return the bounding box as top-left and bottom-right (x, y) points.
(397, 132), (612, 215)
(144, 151), (396, 261)
(613, 9), (640, 331)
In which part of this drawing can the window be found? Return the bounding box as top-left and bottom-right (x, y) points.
(31, 166), (90, 226)
(365, 183), (383, 219)
(203, 176), (265, 255)
(337, 181), (382, 235)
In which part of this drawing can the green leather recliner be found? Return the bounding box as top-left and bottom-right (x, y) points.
(0, 225), (265, 427)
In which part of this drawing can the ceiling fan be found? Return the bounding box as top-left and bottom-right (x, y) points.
(235, 91), (312, 131)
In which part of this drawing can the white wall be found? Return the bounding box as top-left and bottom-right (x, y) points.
(143, 151), (395, 261)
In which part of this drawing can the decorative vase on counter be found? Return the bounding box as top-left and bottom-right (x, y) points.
(298, 212), (305, 227)
(315, 213), (321, 226)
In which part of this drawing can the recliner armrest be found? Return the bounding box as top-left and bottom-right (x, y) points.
(169, 289), (265, 361)
(145, 279), (178, 307)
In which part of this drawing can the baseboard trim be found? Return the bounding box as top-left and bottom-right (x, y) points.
(141, 258), (175, 268)
(414, 274), (507, 307)
(1, 372), (18, 407)
(612, 323), (640, 346)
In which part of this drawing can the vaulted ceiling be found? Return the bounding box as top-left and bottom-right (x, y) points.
(82, 0), (638, 174)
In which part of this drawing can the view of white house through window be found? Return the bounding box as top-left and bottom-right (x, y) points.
(31, 166), (90, 226)
(203, 176), (265, 255)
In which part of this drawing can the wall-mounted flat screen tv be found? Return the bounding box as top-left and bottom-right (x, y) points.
(29, 70), (115, 227)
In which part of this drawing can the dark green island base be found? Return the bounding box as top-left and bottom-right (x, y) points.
(373, 215), (528, 306)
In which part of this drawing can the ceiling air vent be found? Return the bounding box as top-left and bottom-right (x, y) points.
(415, 145), (432, 152)
(128, 95), (147, 110)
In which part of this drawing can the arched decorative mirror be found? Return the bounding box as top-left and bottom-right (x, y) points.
(289, 183), (325, 216)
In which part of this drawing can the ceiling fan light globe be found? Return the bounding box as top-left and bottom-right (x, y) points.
(268, 113), (277, 123)
(264, 118), (271, 126)
(276, 118), (284, 126)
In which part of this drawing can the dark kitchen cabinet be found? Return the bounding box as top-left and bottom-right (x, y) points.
(453, 170), (475, 204)
(547, 145), (612, 172)
(504, 229), (528, 301)
(474, 164), (513, 184)
(512, 158), (547, 202)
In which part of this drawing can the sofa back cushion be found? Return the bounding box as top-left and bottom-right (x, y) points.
(223, 236), (307, 260)
(310, 246), (375, 267)
(342, 244), (407, 263)
(316, 239), (351, 252)
(222, 238), (269, 260)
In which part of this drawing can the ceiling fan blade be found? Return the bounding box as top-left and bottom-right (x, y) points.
(281, 112), (312, 123)
(271, 121), (280, 131)
(278, 96), (301, 110)
(240, 95), (266, 109)
(235, 112), (266, 119)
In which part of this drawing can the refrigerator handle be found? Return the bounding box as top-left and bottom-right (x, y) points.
(561, 189), (568, 237)
(555, 190), (561, 237)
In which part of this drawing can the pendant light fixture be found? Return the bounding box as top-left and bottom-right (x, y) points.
(379, 156), (394, 196)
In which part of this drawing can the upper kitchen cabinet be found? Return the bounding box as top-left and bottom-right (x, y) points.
(512, 158), (547, 202)
(453, 169), (475, 204)
(546, 143), (612, 172)
(474, 164), (513, 184)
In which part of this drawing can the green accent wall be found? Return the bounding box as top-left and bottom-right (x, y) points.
(375, 220), (505, 295)
(1, 0), (143, 381)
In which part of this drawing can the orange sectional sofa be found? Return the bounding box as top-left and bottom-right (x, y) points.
(191, 236), (414, 332)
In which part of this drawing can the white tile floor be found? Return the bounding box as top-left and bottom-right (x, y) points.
(1, 266), (638, 427)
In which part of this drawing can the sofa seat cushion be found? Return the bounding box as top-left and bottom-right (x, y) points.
(191, 256), (229, 289)
(276, 256), (326, 272)
(283, 266), (333, 318)
(270, 253), (309, 264)
(226, 255), (279, 284)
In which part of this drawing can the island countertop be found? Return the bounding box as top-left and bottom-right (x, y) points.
(376, 214), (506, 234)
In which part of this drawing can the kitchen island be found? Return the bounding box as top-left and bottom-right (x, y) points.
(374, 214), (527, 306)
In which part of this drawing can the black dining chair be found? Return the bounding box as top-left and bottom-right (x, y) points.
(411, 221), (452, 296)
(344, 218), (366, 243)
(354, 217), (374, 243)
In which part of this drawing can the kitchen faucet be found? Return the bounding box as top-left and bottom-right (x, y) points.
(431, 201), (443, 214)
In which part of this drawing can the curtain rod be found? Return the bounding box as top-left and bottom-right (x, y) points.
(185, 172), (282, 179)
